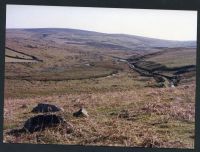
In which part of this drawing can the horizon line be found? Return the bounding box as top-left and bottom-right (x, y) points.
(6, 27), (197, 42)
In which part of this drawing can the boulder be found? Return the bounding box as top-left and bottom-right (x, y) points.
(31, 103), (63, 113)
(23, 114), (65, 133)
(73, 108), (89, 117)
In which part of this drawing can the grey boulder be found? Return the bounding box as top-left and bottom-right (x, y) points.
(23, 114), (65, 133)
(31, 103), (63, 113)
(73, 108), (89, 117)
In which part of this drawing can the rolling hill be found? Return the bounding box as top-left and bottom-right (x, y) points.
(6, 28), (196, 51)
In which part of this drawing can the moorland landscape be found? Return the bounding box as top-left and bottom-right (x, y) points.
(3, 28), (196, 148)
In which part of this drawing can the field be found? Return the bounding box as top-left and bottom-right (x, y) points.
(3, 28), (196, 148)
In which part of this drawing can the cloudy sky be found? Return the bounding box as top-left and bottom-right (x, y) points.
(6, 5), (197, 41)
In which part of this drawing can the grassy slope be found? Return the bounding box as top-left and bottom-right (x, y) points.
(4, 77), (195, 148)
(146, 48), (196, 68)
(3, 28), (196, 148)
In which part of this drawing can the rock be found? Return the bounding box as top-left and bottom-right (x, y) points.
(73, 108), (89, 117)
(171, 84), (175, 88)
(85, 63), (91, 67)
(31, 103), (63, 113)
(23, 114), (65, 133)
(8, 115), (73, 135)
(169, 81), (175, 88)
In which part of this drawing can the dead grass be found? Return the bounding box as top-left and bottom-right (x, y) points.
(3, 82), (195, 148)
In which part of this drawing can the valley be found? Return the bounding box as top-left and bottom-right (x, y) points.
(3, 28), (196, 148)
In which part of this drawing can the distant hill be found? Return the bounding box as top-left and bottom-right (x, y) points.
(6, 28), (196, 52)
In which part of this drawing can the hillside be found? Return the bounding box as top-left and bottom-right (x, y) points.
(4, 28), (196, 148)
(6, 28), (196, 51)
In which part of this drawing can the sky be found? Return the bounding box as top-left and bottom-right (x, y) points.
(6, 5), (197, 41)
